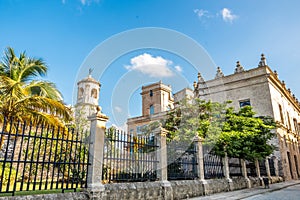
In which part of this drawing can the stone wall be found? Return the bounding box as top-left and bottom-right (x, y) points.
(0, 192), (88, 200)
(0, 177), (284, 200)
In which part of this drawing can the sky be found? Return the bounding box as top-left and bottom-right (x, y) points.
(1, 0), (300, 128)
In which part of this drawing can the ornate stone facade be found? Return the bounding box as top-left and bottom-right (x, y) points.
(194, 54), (300, 180)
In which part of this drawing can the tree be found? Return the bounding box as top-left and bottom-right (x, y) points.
(0, 47), (72, 127)
(162, 98), (276, 162)
(163, 98), (227, 143)
(208, 106), (276, 161)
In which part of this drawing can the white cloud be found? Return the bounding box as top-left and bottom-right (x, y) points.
(175, 65), (182, 73)
(125, 53), (174, 78)
(194, 9), (208, 18)
(114, 106), (122, 113)
(221, 8), (238, 23)
(79, 0), (99, 6)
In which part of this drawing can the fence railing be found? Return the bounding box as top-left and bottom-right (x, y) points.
(246, 161), (256, 177)
(269, 158), (276, 176)
(102, 128), (158, 183)
(0, 118), (89, 195)
(0, 114), (280, 195)
(259, 160), (267, 176)
(167, 141), (198, 180)
(229, 158), (242, 177)
(203, 146), (224, 179)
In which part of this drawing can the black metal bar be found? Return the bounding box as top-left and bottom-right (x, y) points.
(39, 124), (50, 190)
(6, 119), (20, 193)
(20, 121), (33, 191)
(1, 117), (12, 192)
(56, 128), (65, 189)
(26, 122), (40, 191)
(45, 126), (55, 190)
(66, 128), (75, 189)
(51, 127), (60, 190)
(61, 128), (69, 189)
(33, 123), (45, 191)
(13, 120), (27, 192)
(84, 130), (89, 188)
(76, 129), (82, 188)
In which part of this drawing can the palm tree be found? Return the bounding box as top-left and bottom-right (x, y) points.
(0, 47), (72, 127)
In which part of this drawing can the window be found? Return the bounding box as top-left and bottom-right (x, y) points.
(150, 90), (153, 97)
(239, 99), (251, 108)
(150, 105), (154, 115)
(91, 88), (97, 98)
(293, 118), (299, 134)
(279, 104), (284, 124)
(78, 88), (84, 98)
(287, 112), (291, 129)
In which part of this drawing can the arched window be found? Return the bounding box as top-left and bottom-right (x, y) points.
(91, 88), (97, 98)
(150, 90), (153, 97)
(78, 88), (84, 98)
(150, 105), (154, 115)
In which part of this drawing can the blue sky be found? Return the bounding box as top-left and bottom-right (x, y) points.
(1, 0), (300, 127)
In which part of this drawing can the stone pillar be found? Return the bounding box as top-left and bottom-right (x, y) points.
(222, 152), (233, 191)
(255, 159), (263, 186)
(241, 159), (251, 188)
(86, 111), (109, 199)
(265, 157), (272, 183)
(155, 126), (173, 200)
(194, 136), (209, 195)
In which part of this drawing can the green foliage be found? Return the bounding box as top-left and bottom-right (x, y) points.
(163, 98), (276, 161)
(208, 106), (276, 161)
(0, 47), (72, 127)
(164, 98), (228, 143)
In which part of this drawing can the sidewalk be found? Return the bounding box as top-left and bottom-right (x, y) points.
(190, 180), (300, 200)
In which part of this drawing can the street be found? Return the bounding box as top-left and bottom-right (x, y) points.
(244, 184), (300, 200)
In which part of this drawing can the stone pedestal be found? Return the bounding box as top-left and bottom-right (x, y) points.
(241, 159), (251, 188)
(85, 111), (109, 198)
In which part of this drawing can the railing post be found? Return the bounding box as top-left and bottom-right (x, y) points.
(265, 157), (272, 182)
(154, 126), (173, 200)
(194, 136), (209, 195)
(241, 159), (251, 188)
(222, 152), (233, 191)
(255, 159), (263, 186)
(86, 109), (109, 198)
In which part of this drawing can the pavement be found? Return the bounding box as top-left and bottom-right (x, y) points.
(190, 180), (300, 200)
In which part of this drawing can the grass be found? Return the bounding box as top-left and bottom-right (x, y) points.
(0, 182), (83, 197)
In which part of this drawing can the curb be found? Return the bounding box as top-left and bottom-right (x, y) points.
(239, 181), (300, 199)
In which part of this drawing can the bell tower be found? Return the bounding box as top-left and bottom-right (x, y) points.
(75, 69), (101, 129)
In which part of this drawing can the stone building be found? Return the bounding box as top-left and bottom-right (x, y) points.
(127, 81), (193, 135)
(75, 70), (101, 130)
(193, 54), (300, 180)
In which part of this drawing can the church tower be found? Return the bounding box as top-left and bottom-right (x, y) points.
(75, 69), (100, 130)
(141, 81), (174, 116)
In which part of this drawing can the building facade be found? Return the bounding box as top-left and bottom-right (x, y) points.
(127, 81), (193, 135)
(193, 54), (300, 180)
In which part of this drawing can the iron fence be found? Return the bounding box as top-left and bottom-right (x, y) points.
(246, 161), (256, 177)
(259, 160), (267, 176)
(167, 141), (198, 180)
(229, 158), (242, 177)
(0, 117), (89, 195)
(102, 128), (158, 183)
(269, 158), (276, 176)
(203, 146), (224, 179)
